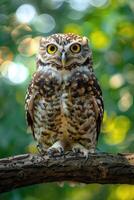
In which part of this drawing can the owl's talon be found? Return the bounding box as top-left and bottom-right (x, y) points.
(37, 144), (47, 156)
(84, 148), (95, 161)
(47, 148), (55, 157)
(47, 141), (64, 157)
(59, 147), (64, 155)
(47, 147), (64, 157)
(72, 148), (80, 156)
(72, 143), (89, 158)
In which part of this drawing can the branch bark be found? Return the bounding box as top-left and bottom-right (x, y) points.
(0, 152), (134, 193)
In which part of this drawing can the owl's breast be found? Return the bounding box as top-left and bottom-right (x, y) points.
(62, 66), (92, 97)
(33, 66), (95, 144)
(35, 66), (63, 98)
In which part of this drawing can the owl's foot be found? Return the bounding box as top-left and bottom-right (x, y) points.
(47, 141), (64, 157)
(37, 143), (47, 156)
(88, 148), (95, 153)
(72, 143), (89, 158)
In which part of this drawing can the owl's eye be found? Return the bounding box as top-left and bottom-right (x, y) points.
(47, 44), (58, 54)
(70, 43), (81, 53)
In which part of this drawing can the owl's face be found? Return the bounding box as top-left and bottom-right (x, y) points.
(38, 33), (91, 69)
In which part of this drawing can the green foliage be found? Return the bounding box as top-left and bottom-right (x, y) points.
(0, 0), (134, 199)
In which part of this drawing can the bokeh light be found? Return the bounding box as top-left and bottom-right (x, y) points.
(69, 0), (90, 11)
(18, 37), (40, 57)
(116, 185), (134, 200)
(69, 0), (108, 11)
(89, 0), (108, 7)
(124, 64), (134, 85)
(32, 14), (56, 33)
(64, 23), (82, 35)
(11, 24), (32, 42)
(118, 22), (134, 38)
(68, 11), (84, 20)
(91, 30), (110, 49)
(118, 90), (133, 112)
(16, 4), (37, 23)
(27, 141), (38, 154)
(67, 186), (92, 200)
(109, 74), (124, 89)
(108, 185), (134, 200)
(0, 60), (11, 76)
(43, 0), (64, 9)
(1, 61), (29, 84)
(0, 46), (13, 64)
(103, 115), (131, 145)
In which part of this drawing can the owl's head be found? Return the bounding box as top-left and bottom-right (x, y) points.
(37, 33), (92, 69)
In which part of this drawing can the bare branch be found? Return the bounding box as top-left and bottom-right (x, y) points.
(0, 152), (134, 193)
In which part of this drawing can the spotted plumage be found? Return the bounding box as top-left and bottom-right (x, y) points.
(25, 33), (104, 157)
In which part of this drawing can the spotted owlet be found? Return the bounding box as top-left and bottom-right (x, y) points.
(25, 33), (104, 157)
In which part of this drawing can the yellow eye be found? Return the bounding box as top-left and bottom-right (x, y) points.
(70, 43), (81, 53)
(47, 44), (57, 54)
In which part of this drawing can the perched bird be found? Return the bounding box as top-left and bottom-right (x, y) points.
(25, 33), (104, 157)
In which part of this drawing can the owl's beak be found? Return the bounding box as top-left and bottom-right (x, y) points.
(61, 51), (66, 67)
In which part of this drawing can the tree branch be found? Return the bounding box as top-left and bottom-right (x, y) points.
(0, 152), (134, 193)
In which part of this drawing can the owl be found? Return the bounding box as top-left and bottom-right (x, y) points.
(25, 33), (104, 157)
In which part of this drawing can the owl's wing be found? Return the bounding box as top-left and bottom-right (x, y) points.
(25, 79), (38, 138)
(92, 77), (104, 140)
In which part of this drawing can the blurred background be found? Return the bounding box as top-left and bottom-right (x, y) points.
(0, 0), (134, 199)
